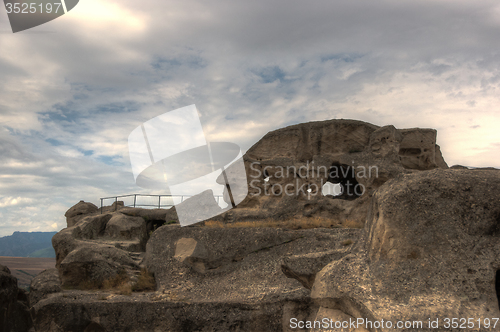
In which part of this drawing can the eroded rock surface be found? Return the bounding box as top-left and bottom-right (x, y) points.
(32, 119), (500, 332)
(145, 225), (361, 304)
(312, 169), (500, 331)
(212, 119), (448, 228)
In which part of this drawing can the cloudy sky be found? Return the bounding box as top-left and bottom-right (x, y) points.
(0, 0), (499, 236)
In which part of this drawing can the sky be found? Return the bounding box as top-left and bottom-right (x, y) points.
(0, 0), (499, 236)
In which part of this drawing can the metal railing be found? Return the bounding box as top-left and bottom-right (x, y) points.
(100, 194), (223, 213)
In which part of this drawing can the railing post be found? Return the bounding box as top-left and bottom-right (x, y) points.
(133, 194), (137, 208)
(100, 198), (103, 214)
(115, 197), (118, 211)
(158, 196), (161, 209)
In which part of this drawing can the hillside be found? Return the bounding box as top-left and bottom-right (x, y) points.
(0, 232), (57, 258)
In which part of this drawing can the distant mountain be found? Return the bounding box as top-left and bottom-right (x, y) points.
(28, 247), (56, 258)
(0, 231), (57, 257)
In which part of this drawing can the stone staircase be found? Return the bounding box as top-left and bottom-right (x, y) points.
(125, 251), (146, 283)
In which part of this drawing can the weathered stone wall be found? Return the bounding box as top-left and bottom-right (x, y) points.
(215, 119), (448, 227)
(312, 169), (500, 330)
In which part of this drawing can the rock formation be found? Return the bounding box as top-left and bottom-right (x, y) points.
(311, 169), (500, 331)
(64, 201), (99, 227)
(28, 119), (500, 332)
(0, 264), (32, 332)
(212, 119), (448, 227)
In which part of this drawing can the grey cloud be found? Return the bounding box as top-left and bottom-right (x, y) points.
(1, 0), (500, 235)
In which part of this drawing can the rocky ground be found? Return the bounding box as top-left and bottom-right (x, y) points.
(1, 119), (499, 332)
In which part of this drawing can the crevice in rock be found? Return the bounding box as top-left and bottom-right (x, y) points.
(251, 237), (303, 254)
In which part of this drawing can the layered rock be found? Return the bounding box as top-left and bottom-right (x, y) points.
(52, 206), (154, 289)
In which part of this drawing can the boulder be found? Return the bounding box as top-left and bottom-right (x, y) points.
(104, 214), (147, 246)
(0, 264), (32, 332)
(73, 214), (113, 240)
(53, 211), (149, 268)
(65, 201), (98, 227)
(29, 268), (62, 306)
(52, 227), (82, 267)
(312, 169), (500, 327)
(52, 209), (154, 294)
(58, 245), (138, 287)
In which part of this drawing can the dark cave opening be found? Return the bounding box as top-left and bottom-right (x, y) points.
(146, 219), (166, 235)
(326, 163), (362, 200)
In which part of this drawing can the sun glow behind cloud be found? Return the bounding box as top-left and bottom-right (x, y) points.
(71, 0), (146, 34)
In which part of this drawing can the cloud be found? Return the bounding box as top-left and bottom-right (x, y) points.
(0, 0), (500, 235)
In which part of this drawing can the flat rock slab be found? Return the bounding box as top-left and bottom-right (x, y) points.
(145, 226), (362, 303)
(32, 291), (316, 332)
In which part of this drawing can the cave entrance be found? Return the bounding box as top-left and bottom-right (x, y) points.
(496, 270), (500, 310)
(323, 163), (362, 200)
(146, 219), (166, 235)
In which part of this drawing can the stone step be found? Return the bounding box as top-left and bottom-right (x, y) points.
(127, 252), (145, 267)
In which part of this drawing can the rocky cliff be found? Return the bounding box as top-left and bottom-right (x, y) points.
(19, 119), (500, 332)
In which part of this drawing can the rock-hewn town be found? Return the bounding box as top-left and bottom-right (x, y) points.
(1, 119), (499, 332)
